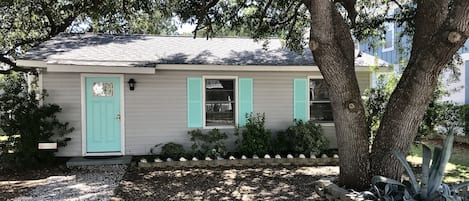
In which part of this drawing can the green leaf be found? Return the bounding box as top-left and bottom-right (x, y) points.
(392, 151), (419, 193)
(372, 175), (406, 187)
(453, 181), (469, 191)
(420, 144), (432, 199)
(428, 134), (454, 196)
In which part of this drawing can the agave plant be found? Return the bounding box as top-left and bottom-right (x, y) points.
(368, 134), (469, 201)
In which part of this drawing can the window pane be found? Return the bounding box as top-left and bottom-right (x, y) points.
(384, 23), (394, 49)
(310, 80), (329, 101)
(205, 79), (235, 126)
(206, 103), (235, 126)
(92, 82), (113, 97)
(310, 102), (333, 122)
(310, 79), (333, 122)
(206, 90), (234, 101)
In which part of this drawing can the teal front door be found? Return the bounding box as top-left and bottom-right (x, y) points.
(85, 77), (122, 153)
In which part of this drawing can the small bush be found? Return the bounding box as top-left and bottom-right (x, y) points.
(188, 128), (228, 158)
(160, 142), (186, 159)
(235, 113), (272, 156)
(276, 120), (328, 155)
(0, 73), (73, 168)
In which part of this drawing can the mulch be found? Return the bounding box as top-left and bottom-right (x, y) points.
(114, 165), (338, 201)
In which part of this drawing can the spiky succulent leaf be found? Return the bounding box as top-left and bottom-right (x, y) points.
(453, 181), (469, 192)
(428, 145), (443, 196)
(393, 150), (420, 193)
(372, 175), (407, 187)
(428, 134), (454, 197)
(420, 144), (432, 199)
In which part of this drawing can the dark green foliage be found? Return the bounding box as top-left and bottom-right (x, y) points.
(188, 128), (228, 158)
(462, 105), (469, 136)
(367, 134), (469, 201)
(235, 113), (272, 156)
(363, 75), (394, 141)
(160, 142), (186, 159)
(166, 0), (310, 52)
(364, 75), (466, 142)
(275, 120), (328, 155)
(1, 0), (176, 72)
(0, 73), (73, 168)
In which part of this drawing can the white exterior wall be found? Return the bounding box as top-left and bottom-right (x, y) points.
(441, 53), (469, 104)
(43, 69), (371, 156)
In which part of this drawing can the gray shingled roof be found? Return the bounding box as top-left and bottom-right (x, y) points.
(20, 33), (388, 67)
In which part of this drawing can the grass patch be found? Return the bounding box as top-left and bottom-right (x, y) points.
(408, 143), (469, 183)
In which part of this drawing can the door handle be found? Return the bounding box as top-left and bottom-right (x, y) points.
(116, 114), (121, 120)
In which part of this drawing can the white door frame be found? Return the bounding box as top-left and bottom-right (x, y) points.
(81, 74), (125, 156)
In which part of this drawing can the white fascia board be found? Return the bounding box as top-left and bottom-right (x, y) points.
(17, 59), (377, 73)
(17, 60), (155, 74)
(46, 65), (155, 74)
(16, 60), (47, 68)
(156, 64), (319, 72)
(156, 64), (375, 72)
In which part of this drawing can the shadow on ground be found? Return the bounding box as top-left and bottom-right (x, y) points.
(115, 166), (338, 201)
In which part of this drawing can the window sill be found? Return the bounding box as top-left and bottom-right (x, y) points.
(316, 122), (335, 127)
(382, 46), (394, 52)
(203, 126), (236, 130)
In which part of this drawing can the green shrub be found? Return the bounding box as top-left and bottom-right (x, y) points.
(160, 142), (186, 159)
(188, 128), (228, 158)
(461, 104), (469, 137)
(276, 120), (328, 155)
(0, 73), (73, 168)
(235, 113), (272, 156)
(364, 75), (466, 141)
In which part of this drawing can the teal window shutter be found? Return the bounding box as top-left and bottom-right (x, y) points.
(238, 78), (253, 126)
(187, 77), (203, 128)
(294, 79), (308, 121)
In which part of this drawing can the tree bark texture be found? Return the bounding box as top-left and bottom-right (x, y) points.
(371, 0), (469, 179)
(304, 0), (371, 189)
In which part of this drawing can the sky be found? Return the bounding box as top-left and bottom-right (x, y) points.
(177, 23), (196, 34)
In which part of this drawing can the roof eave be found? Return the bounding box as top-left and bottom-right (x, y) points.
(16, 59), (384, 73)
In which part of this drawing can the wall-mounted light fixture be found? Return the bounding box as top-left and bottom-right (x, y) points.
(128, 78), (136, 91)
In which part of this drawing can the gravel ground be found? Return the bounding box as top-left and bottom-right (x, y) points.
(9, 165), (127, 201)
(115, 166), (339, 201)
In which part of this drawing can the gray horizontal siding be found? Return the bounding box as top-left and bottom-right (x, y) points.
(42, 69), (370, 156)
(42, 73), (82, 156)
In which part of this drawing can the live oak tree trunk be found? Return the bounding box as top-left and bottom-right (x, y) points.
(371, 0), (469, 179)
(304, 0), (469, 189)
(304, 0), (371, 189)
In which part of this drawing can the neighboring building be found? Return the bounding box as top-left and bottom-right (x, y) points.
(440, 47), (469, 104)
(358, 9), (469, 104)
(17, 33), (387, 157)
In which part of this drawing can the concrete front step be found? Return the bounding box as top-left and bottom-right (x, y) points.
(66, 156), (132, 167)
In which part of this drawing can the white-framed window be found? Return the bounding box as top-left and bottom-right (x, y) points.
(203, 76), (237, 128)
(382, 22), (395, 52)
(309, 79), (333, 122)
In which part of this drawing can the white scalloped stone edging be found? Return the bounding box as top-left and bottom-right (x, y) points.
(138, 154), (339, 168)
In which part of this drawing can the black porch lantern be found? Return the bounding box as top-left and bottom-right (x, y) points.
(128, 78), (136, 91)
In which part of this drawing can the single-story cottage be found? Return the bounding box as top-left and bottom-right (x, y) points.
(17, 33), (388, 157)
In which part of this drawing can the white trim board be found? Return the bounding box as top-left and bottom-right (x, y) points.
(157, 64), (375, 72)
(48, 65), (155, 74)
(17, 60), (379, 73)
(80, 74), (126, 156)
